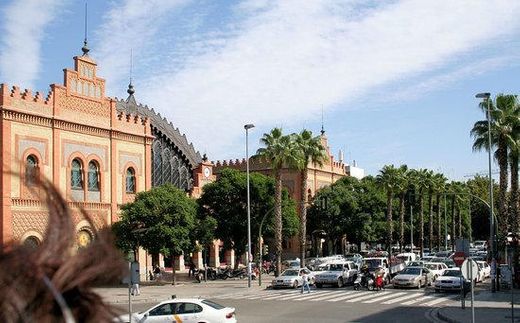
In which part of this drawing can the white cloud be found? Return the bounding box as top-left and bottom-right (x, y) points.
(0, 0), (65, 89)
(97, 0), (520, 160)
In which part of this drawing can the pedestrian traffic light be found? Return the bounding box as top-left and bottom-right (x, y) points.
(263, 245), (269, 255)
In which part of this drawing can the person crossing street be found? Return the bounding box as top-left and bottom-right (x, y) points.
(301, 271), (311, 294)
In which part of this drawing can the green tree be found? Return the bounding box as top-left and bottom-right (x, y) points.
(116, 184), (197, 284)
(197, 168), (298, 268)
(256, 128), (300, 275)
(394, 165), (409, 252)
(425, 170), (435, 252)
(409, 169), (429, 257)
(471, 94), (519, 235)
(292, 129), (327, 267)
(433, 173), (447, 250)
(376, 165), (399, 254)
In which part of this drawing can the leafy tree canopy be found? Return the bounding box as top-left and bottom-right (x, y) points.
(198, 168), (298, 258)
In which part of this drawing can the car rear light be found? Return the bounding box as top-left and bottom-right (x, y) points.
(226, 311), (235, 319)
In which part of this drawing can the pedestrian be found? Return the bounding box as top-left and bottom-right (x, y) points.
(154, 265), (161, 280)
(131, 282), (140, 296)
(301, 271), (311, 294)
(188, 260), (196, 277)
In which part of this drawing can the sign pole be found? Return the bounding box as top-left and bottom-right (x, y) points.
(470, 261), (475, 323)
(128, 261), (132, 323)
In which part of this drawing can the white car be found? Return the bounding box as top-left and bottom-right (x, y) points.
(476, 261), (491, 280)
(314, 261), (358, 288)
(272, 268), (314, 289)
(434, 268), (471, 292)
(424, 262), (448, 281)
(115, 298), (236, 323)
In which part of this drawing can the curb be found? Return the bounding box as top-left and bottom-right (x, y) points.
(436, 308), (461, 323)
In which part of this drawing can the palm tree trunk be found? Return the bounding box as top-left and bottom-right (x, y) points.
(274, 170), (283, 277)
(457, 205), (462, 238)
(419, 194), (424, 257)
(386, 191), (393, 255)
(497, 140), (509, 235)
(436, 194), (442, 251)
(299, 169), (308, 268)
(428, 192), (434, 252)
(451, 195), (456, 251)
(399, 193), (405, 253)
(510, 154), (519, 233)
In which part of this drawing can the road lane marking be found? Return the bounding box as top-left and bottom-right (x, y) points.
(345, 291), (391, 303)
(277, 291), (329, 300)
(297, 291), (345, 301)
(381, 293), (420, 304)
(309, 291), (350, 301)
(327, 291), (370, 302)
(362, 292), (406, 303)
(401, 295), (434, 305)
(423, 295), (457, 306)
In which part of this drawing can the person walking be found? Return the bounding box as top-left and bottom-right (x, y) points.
(301, 271), (311, 294)
(131, 282), (140, 296)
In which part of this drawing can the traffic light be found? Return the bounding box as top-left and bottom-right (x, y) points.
(263, 244), (269, 255)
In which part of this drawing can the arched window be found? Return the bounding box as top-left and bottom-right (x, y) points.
(162, 149), (172, 184)
(126, 168), (136, 193)
(23, 236), (40, 249)
(88, 161), (100, 191)
(171, 156), (180, 187)
(180, 166), (189, 190)
(71, 159), (83, 190)
(25, 155), (38, 186)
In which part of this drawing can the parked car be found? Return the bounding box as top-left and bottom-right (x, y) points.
(424, 262), (448, 281)
(396, 252), (418, 265)
(271, 268), (314, 289)
(392, 266), (433, 289)
(314, 261), (358, 288)
(441, 259), (457, 268)
(476, 261), (491, 279)
(473, 240), (487, 250)
(434, 268), (471, 293)
(406, 261), (425, 268)
(282, 259), (300, 270)
(115, 298), (236, 323)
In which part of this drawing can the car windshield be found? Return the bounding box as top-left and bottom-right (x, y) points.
(425, 264), (437, 270)
(202, 300), (225, 310)
(328, 264), (343, 271)
(408, 262), (422, 267)
(396, 256), (409, 262)
(401, 268), (421, 275)
(443, 270), (462, 277)
(363, 259), (381, 268)
(281, 270), (299, 276)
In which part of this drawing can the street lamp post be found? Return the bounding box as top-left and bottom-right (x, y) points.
(244, 123), (255, 288)
(475, 92), (495, 293)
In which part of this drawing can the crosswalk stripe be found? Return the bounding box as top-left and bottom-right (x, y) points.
(362, 292), (406, 303)
(345, 291), (391, 303)
(381, 293), (419, 304)
(327, 291), (369, 302)
(401, 295), (434, 305)
(279, 291), (329, 300)
(310, 291), (349, 301)
(299, 291), (345, 301)
(244, 292), (287, 300)
(262, 292), (304, 300)
(423, 296), (454, 306)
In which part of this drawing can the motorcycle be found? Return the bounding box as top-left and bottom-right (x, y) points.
(354, 272), (375, 291)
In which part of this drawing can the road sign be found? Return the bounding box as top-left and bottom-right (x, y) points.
(453, 251), (466, 266)
(461, 259), (479, 281)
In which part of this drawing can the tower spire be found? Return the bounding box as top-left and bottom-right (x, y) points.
(321, 105), (325, 135)
(81, 1), (89, 55)
(127, 49), (135, 95)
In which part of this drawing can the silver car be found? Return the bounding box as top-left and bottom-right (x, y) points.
(393, 266), (433, 288)
(271, 268), (314, 289)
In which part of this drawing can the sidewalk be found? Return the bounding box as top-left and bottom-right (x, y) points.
(95, 276), (268, 305)
(437, 289), (520, 323)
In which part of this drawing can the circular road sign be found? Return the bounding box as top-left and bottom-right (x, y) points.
(461, 259), (479, 281)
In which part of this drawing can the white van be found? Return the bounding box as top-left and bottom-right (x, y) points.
(396, 252), (418, 265)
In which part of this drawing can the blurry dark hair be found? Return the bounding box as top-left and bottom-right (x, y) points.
(0, 177), (127, 322)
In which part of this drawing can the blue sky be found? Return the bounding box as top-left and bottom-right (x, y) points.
(1, 0), (520, 179)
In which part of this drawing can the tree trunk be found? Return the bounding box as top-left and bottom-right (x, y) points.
(436, 194), (442, 251)
(299, 169), (308, 268)
(419, 194), (424, 258)
(457, 206), (462, 238)
(171, 255), (176, 285)
(386, 191), (393, 255)
(510, 154), (519, 233)
(428, 191), (433, 252)
(497, 140), (509, 236)
(451, 195), (456, 251)
(274, 170), (283, 277)
(399, 193), (405, 253)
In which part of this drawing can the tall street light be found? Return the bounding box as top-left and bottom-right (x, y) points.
(475, 92), (495, 292)
(244, 123), (255, 288)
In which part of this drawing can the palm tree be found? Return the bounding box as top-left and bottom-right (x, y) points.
(256, 128), (299, 276)
(376, 165), (400, 254)
(425, 170), (435, 252)
(471, 94), (519, 235)
(293, 129), (327, 268)
(395, 165), (409, 253)
(433, 173), (447, 251)
(409, 169), (429, 257)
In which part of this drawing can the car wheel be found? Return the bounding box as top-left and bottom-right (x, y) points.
(394, 285), (399, 289)
(316, 283), (323, 288)
(310, 278), (315, 285)
(337, 278), (344, 288)
(368, 284), (374, 291)
(293, 281), (298, 289)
